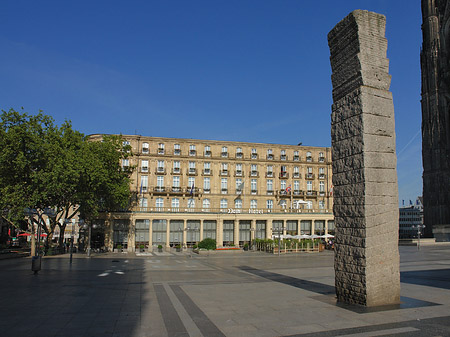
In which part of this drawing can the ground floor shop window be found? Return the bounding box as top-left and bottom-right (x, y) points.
(327, 220), (335, 235)
(152, 219), (167, 246)
(113, 219), (129, 249)
(169, 220), (183, 246)
(301, 220), (312, 235)
(286, 220), (298, 235)
(256, 220), (266, 239)
(315, 220), (325, 235)
(203, 220), (216, 240)
(223, 220), (234, 246)
(186, 220), (200, 247)
(135, 219), (149, 249)
(239, 220), (251, 246)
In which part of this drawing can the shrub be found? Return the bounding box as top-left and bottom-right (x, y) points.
(197, 238), (216, 250)
(157, 244), (163, 250)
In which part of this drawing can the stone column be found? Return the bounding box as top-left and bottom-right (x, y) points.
(200, 219), (204, 242)
(166, 219), (170, 248)
(328, 10), (400, 306)
(216, 219), (222, 248)
(234, 220), (239, 247)
(182, 219), (187, 248)
(148, 218), (153, 251)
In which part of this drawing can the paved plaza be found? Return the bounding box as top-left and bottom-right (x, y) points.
(1, 245), (450, 337)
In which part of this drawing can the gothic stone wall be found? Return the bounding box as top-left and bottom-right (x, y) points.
(328, 10), (400, 306)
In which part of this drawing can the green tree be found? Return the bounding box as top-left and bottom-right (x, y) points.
(0, 108), (133, 252)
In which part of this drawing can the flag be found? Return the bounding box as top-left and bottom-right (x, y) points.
(139, 183), (143, 195)
(329, 185), (334, 196)
(285, 185), (291, 193)
(190, 183), (194, 196)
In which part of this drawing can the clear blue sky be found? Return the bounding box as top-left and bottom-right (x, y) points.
(0, 0), (422, 205)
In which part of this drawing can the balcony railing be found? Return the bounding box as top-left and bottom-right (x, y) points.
(319, 173), (326, 179)
(293, 172), (300, 178)
(158, 148), (165, 155)
(172, 168), (181, 174)
(293, 190), (304, 196)
(140, 167), (148, 173)
(142, 148), (149, 154)
(187, 168), (197, 175)
(306, 190), (318, 196)
(250, 171), (259, 177)
(174, 149), (181, 155)
(234, 170), (243, 177)
(306, 173), (315, 179)
(266, 172), (273, 178)
(202, 169), (212, 176)
(156, 168), (166, 175)
(280, 155), (287, 161)
(204, 151), (211, 157)
(170, 187), (182, 193)
(251, 153), (258, 159)
(153, 186), (166, 193)
(220, 170), (229, 176)
(221, 152), (228, 158)
(267, 154), (274, 160)
(279, 172), (289, 179)
(293, 155), (300, 161)
(189, 150), (196, 156)
(236, 152), (243, 158)
(306, 156), (313, 162)
(319, 157), (325, 162)
(132, 206), (331, 214)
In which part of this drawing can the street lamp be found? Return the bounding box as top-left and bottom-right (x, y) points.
(412, 224), (426, 250)
(250, 228), (256, 250)
(272, 226), (285, 256)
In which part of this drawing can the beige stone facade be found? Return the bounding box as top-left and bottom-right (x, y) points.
(89, 135), (334, 252)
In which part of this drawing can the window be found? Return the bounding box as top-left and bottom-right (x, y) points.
(266, 165), (273, 177)
(319, 167), (325, 179)
(158, 143), (165, 154)
(293, 150), (299, 161)
(294, 180), (300, 191)
(306, 151), (312, 162)
(174, 144), (181, 155)
(307, 167), (313, 179)
(319, 200), (325, 209)
(251, 179), (257, 194)
(142, 142), (149, 153)
(173, 161), (180, 173)
(266, 200), (273, 209)
(203, 177), (210, 192)
(122, 159), (129, 169)
(280, 150), (287, 160)
(280, 200), (287, 209)
(236, 178), (243, 192)
(221, 163), (228, 175)
(140, 176), (148, 192)
(123, 140), (130, 146)
(251, 148), (257, 159)
(267, 179), (273, 192)
(267, 149), (273, 160)
(157, 160), (165, 173)
(141, 160), (149, 173)
(202, 199), (210, 211)
(251, 164), (258, 176)
(307, 181), (313, 191)
(139, 197), (148, 208)
(221, 178), (228, 192)
(306, 201), (313, 209)
(280, 165), (287, 178)
(156, 198), (164, 210)
(235, 199), (242, 209)
(172, 198), (180, 210)
(319, 152), (325, 162)
(250, 199), (257, 209)
(157, 176), (164, 191)
(189, 144), (196, 156)
(188, 177), (195, 189)
(221, 146), (228, 157)
(189, 161), (196, 174)
(235, 163), (242, 175)
(280, 180), (286, 190)
(293, 166), (300, 177)
(203, 162), (211, 175)
(319, 181), (325, 192)
(236, 147), (243, 158)
(172, 176), (180, 191)
(204, 145), (211, 157)
(220, 199), (228, 209)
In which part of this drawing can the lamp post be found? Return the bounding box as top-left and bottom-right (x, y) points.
(412, 224), (426, 250)
(272, 226), (285, 256)
(250, 228), (256, 250)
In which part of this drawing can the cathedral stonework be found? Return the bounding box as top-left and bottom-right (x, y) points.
(328, 10), (400, 306)
(421, 0), (450, 240)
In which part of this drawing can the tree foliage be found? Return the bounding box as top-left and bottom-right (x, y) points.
(0, 108), (132, 248)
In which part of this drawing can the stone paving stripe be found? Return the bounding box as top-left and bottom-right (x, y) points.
(171, 284), (226, 337)
(154, 284), (189, 337)
(337, 327), (419, 337)
(238, 266), (335, 295)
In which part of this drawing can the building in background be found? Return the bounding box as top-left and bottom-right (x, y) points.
(399, 197), (424, 239)
(89, 135), (335, 251)
(420, 0), (450, 239)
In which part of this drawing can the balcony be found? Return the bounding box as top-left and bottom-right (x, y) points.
(278, 189), (291, 197)
(140, 167), (148, 173)
(221, 188), (228, 194)
(319, 173), (326, 179)
(250, 171), (259, 177)
(306, 190), (318, 196)
(266, 189), (274, 195)
(251, 189), (258, 195)
(170, 186), (183, 194)
(319, 157), (325, 163)
(185, 187), (199, 194)
(156, 168), (166, 175)
(293, 155), (300, 161)
(306, 156), (313, 162)
(204, 151), (211, 157)
(319, 191), (326, 196)
(141, 186), (148, 193)
(279, 172), (289, 179)
(266, 172), (273, 178)
(236, 152), (243, 158)
(153, 186), (166, 193)
(221, 152), (228, 158)
(189, 150), (196, 156)
(220, 170), (229, 176)
(293, 190), (304, 196)
(172, 168), (181, 175)
(267, 154), (274, 160)
(187, 168), (197, 176)
(235, 189), (243, 195)
(306, 173), (315, 179)
(174, 149), (181, 155)
(234, 170), (243, 177)
(158, 148), (165, 155)
(293, 172), (300, 178)
(280, 155), (287, 161)
(142, 147), (149, 154)
(251, 153), (258, 159)
(202, 169), (212, 176)
(203, 188), (211, 194)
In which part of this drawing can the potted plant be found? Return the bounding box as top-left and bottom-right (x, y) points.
(243, 243), (249, 251)
(116, 244), (123, 253)
(175, 244), (181, 252)
(139, 244), (145, 252)
(157, 244), (163, 252)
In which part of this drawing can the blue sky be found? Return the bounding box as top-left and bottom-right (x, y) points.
(1, 0), (422, 205)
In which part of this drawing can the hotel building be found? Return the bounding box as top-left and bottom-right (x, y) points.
(89, 135), (335, 252)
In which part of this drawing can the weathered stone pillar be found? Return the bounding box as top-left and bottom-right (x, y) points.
(328, 10), (400, 306)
